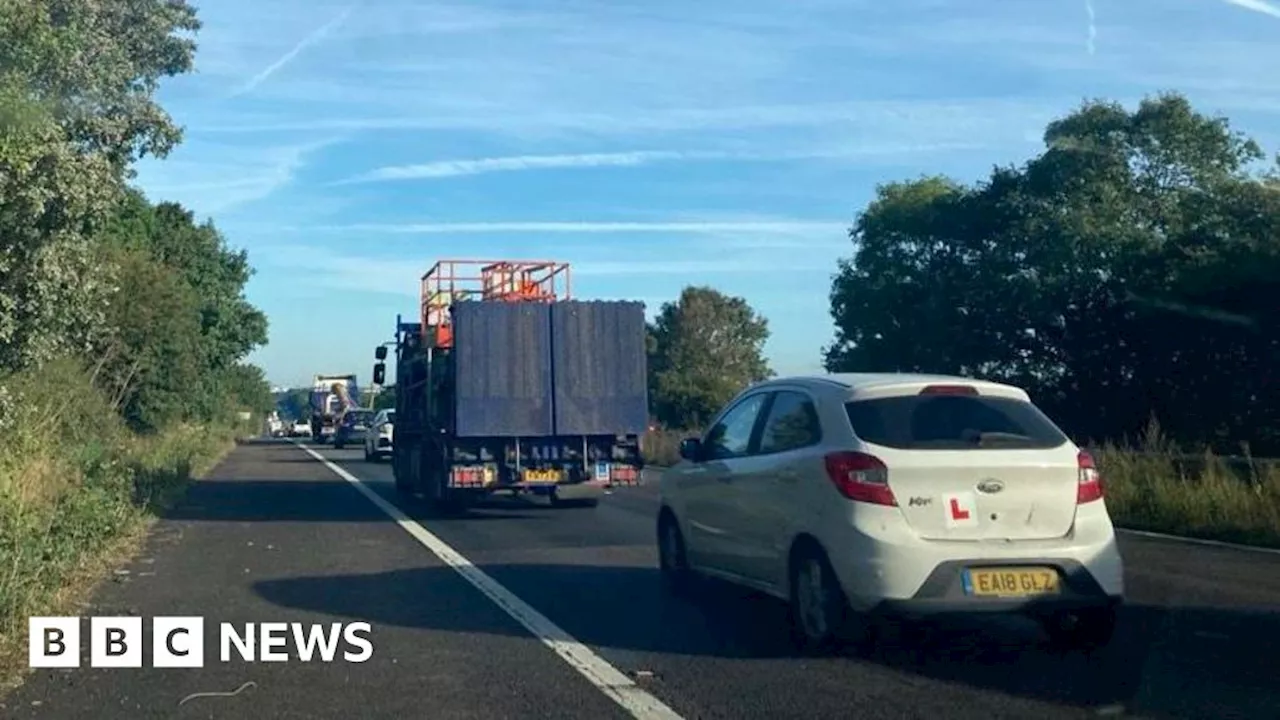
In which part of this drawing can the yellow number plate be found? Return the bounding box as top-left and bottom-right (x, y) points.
(966, 567), (1061, 597)
(523, 469), (562, 483)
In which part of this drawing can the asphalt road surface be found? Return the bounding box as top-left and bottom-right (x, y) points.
(5, 440), (1280, 719)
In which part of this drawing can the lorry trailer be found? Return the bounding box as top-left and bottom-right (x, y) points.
(373, 259), (647, 512)
(309, 374), (361, 443)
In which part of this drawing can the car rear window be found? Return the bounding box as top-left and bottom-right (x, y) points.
(844, 394), (1068, 450)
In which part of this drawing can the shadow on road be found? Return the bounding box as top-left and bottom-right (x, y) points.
(163, 479), (553, 522)
(252, 562), (1279, 718)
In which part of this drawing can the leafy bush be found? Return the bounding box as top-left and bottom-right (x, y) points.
(0, 362), (236, 651)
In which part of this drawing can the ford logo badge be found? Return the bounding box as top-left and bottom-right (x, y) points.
(976, 479), (1004, 494)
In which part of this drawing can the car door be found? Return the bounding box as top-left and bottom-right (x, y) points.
(678, 391), (771, 573)
(717, 389), (824, 585)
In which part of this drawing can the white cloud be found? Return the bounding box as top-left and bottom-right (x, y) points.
(248, 242), (837, 298)
(133, 138), (341, 215)
(341, 151), (698, 183)
(336, 140), (991, 184)
(313, 220), (849, 235)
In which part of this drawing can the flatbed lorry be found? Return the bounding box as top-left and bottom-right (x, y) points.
(372, 259), (647, 512)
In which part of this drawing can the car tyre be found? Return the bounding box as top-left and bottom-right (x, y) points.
(1043, 606), (1118, 653)
(657, 511), (694, 596)
(788, 544), (867, 654)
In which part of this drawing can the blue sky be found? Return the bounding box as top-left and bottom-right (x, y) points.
(132, 0), (1280, 389)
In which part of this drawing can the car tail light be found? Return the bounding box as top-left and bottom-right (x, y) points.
(918, 384), (978, 396)
(1077, 450), (1104, 503)
(823, 452), (896, 506)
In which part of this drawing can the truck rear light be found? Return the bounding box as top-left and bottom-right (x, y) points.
(919, 384), (978, 396)
(823, 452), (896, 506)
(1077, 450), (1104, 503)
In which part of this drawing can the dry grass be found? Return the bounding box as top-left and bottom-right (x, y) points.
(0, 362), (240, 692)
(642, 426), (1280, 548)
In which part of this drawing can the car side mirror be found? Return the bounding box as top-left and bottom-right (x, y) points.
(375, 346), (388, 360)
(372, 362), (385, 385)
(678, 438), (702, 462)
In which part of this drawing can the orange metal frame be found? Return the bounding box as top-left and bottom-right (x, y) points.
(420, 259), (571, 347)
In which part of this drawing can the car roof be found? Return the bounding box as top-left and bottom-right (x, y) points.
(751, 373), (1030, 402)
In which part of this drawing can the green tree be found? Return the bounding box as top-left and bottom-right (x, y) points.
(92, 190), (269, 430)
(219, 363), (274, 419)
(372, 386), (396, 411)
(826, 92), (1280, 453)
(648, 286), (772, 429)
(277, 388), (314, 421)
(0, 0), (200, 372)
(97, 243), (204, 431)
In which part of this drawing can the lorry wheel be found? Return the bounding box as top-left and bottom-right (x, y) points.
(393, 452), (414, 497)
(393, 468), (413, 497)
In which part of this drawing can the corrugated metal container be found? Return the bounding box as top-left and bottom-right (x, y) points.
(550, 301), (649, 435)
(451, 301), (555, 437)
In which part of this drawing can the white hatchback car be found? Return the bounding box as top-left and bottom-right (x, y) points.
(656, 373), (1125, 653)
(363, 409), (395, 462)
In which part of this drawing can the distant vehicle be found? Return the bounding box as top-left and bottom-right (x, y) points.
(333, 408), (375, 449)
(375, 259), (646, 513)
(364, 409), (395, 462)
(656, 373), (1125, 653)
(290, 420), (312, 438)
(310, 374), (361, 443)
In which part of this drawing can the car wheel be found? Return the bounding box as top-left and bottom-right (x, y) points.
(789, 544), (864, 654)
(657, 511), (694, 596)
(1043, 606), (1118, 652)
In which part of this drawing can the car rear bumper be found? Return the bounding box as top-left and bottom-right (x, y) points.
(865, 558), (1122, 618)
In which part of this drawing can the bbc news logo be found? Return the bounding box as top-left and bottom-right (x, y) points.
(29, 617), (373, 668)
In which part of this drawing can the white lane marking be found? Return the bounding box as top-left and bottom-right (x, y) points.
(1117, 528), (1280, 556)
(291, 442), (685, 720)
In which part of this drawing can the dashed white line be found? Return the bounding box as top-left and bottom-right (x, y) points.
(292, 441), (685, 720)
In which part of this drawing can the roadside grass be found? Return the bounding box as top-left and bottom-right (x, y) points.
(0, 361), (242, 690)
(642, 425), (1280, 549)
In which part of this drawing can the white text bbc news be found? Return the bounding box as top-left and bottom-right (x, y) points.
(29, 617), (373, 668)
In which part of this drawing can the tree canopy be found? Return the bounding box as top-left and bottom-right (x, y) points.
(0, 0), (270, 432)
(647, 286), (772, 429)
(826, 93), (1280, 454)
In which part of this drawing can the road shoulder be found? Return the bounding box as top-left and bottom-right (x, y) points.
(1, 441), (629, 720)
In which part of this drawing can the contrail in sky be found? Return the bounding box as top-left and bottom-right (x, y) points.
(234, 4), (357, 96)
(1219, 0), (1280, 19)
(1085, 0), (1097, 55)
